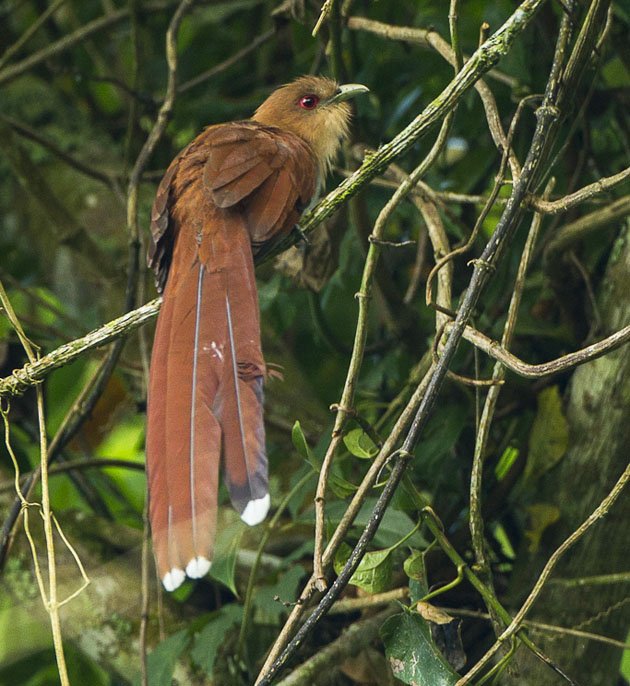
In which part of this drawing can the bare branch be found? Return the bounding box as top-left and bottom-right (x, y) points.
(530, 166), (630, 214)
(454, 322), (630, 378)
(0, 299), (160, 397)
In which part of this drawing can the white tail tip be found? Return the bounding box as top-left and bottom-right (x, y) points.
(186, 556), (212, 579)
(162, 567), (186, 592)
(241, 494), (270, 526)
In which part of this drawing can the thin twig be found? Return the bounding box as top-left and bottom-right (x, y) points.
(327, 587), (409, 615)
(312, 0), (334, 37)
(0, 114), (121, 192)
(236, 471), (314, 668)
(140, 496), (151, 686)
(544, 195), (630, 263)
(530, 166), (629, 213)
(442, 606), (630, 650)
(0, 0), (178, 86)
(0, 282), (72, 685)
(0, 457), (145, 493)
(449, 0), (463, 72)
(469, 179), (554, 638)
(425, 94), (537, 309)
(391, 174), (453, 330)
(177, 28), (276, 94)
(548, 572), (630, 587)
(312, 114), (454, 590)
(0, 0), (68, 71)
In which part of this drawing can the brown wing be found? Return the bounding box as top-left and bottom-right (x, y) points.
(202, 122), (317, 249)
(148, 122), (317, 291)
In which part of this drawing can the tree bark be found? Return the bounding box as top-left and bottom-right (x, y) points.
(508, 225), (630, 685)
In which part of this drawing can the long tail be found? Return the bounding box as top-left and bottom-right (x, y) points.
(146, 226), (268, 591)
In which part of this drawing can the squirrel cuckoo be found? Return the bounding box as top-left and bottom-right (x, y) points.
(146, 76), (368, 591)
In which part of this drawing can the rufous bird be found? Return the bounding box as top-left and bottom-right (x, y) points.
(146, 76), (368, 591)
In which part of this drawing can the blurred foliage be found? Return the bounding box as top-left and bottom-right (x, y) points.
(0, 0), (629, 684)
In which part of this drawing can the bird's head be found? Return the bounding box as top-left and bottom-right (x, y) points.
(253, 75), (368, 173)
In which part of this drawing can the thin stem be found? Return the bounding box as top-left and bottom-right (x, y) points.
(0, 0), (68, 71)
(0, 457), (145, 494)
(425, 94), (537, 308)
(177, 28), (275, 94)
(449, 0), (463, 72)
(312, 0), (334, 37)
(468, 179), (554, 636)
(236, 471), (314, 667)
(312, 115), (454, 590)
(441, 606), (630, 650)
(0, 281), (70, 685)
(0, 1), (178, 87)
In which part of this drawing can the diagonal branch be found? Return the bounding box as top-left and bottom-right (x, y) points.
(260, 0), (549, 265)
(256, 2), (575, 681)
(0, 300), (160, 398)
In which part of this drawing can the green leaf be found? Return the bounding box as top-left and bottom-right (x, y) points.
(144, 629), (190, 686)
(525, 503), (561, 553)
(602, 56), (630, 88)
(292, 421), (357, 497)
(381, 612), (459, 686)
(403, 549), (427, 584)
(334, 543), (393, 593)
(89, 82), (123, 116)
(292, 420), (317, 467)
(343, 428), (378, 459)
(525, 386), (569, 483)
(351, 548), (393, 593)
(333, 542), (352, 575)
(492, 523), (516, 560)
(495, 446), (519, 481)
(191, 605), (242, 676)
(210, 522), (246, 595)
(328, 469), (358, 498)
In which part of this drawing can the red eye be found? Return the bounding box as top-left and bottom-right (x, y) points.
(299, 94), (319, 110)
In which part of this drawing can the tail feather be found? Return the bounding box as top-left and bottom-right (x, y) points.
(147, 221), (269, 591)
(213, 228), (268, 520)
(146, 284), (174, 582)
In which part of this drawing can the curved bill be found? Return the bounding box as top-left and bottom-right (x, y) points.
(327, 83), (370, 105)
